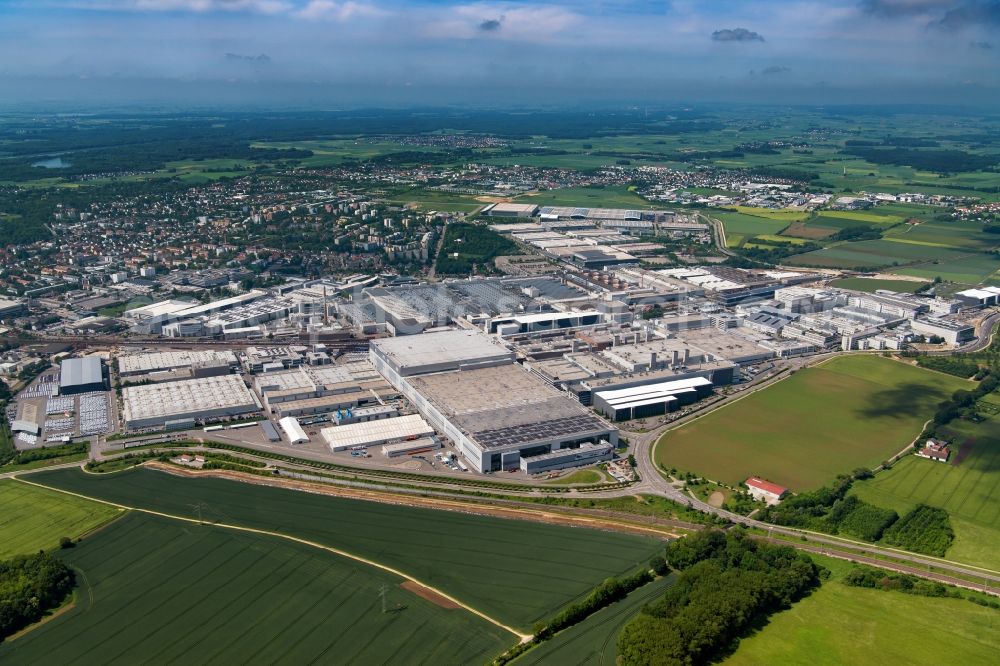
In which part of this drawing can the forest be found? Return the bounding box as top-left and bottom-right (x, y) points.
(0, 551), (76, 640)
(617, 529), (821, 665)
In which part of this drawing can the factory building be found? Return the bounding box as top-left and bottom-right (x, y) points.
(332, 405), (398, 425)
(117, 350), (239, 377)
(488, 310), (604, 336)
(371, 330), (617, 473)
(321, 414), (435, 451)
(369, 329), (515, 377)
(382, 437), (441, 457)
(520, 442), (613, 474)
(253, 362), (390, 417)
(593, 377), (713, 421)
(59, 357), (108, 395)
(955, 287), (1000, 308)
(124, 291), (266, 334)
(910, 318), (975, 346)
(0, 298), (26, 319)
(122, 374), (261, 431)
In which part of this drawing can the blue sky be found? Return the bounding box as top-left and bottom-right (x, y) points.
(1, 1), (998, 108)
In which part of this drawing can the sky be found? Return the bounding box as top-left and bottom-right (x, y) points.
(1, 0), (999, 109)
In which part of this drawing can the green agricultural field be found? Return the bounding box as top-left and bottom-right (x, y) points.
(788, 240), (1000, 284)
(815, 210), (904, 225)
(516, 186), (654, 209)
(513, 574), (677, 666)
(722, 206), (810, 222)
(656, 356), (970, 491)
(724, 556), (1000, 666)
(851, 414), (1000, 570)
(892, 253), (1000, 285)
(829, 277), (930, 293)
(0, 479), (122, 558)
(883, 219), (1000, 252)
(712, 211), (789, 246)
(0, 512), (513, 664)
(385, 187), (485, 212)
(27, 468), (663, 630)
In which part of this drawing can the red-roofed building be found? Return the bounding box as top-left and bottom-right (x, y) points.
(745, 477), (789, 505)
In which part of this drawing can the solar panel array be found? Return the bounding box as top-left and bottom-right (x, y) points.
(472, 414), (608, 450)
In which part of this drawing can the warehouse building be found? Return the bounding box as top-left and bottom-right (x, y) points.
(278, 416), (308, 444)
(260, 420), (281, 442)
(59, 357), (108, 395)
(321, 414), (435, 451)
(122, 374), (261, 430)
(333, 405), (398, 425)
(484, 202), (539, 217)
(910, 318), (975, 346)
(593, 377), (713, 421)
(382, 437), (441, 457)
(520, 441), (613, 474)
(117, 349), (239, 377)
(369, 329), (515, 378)
(955, 287), (1000, 308)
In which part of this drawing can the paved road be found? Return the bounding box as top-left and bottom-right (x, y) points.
(616, 351), (1000, 594)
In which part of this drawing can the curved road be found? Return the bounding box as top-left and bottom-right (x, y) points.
(620, 347), (1000, 595)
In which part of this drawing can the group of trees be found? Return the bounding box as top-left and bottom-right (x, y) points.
(929, 371), (1000, 428)
(880, 505), (954, 557)
(617, 529), (821, 665)
(760, 473), (899, 542)
(915, 356), (981, 379)
(434, 223), (517, 275)
(760, 475), (955, 555)
(843, 564), (968, 601)
(0, 551), (75, 640)
(1, 441), (88, 469)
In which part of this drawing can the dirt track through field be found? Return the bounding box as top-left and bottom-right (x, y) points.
(13, 471), (533, 643)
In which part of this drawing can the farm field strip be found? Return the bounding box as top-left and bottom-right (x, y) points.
(0, 479), (122, 558)
(0, 513), (513, 665)
(13, 475), (530, 640)
(22, 467), (663, 631)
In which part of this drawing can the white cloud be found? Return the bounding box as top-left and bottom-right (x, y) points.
(295, 0), (385, 21)
(422, 3), (580, 40)
(64, 0), (295, 12)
